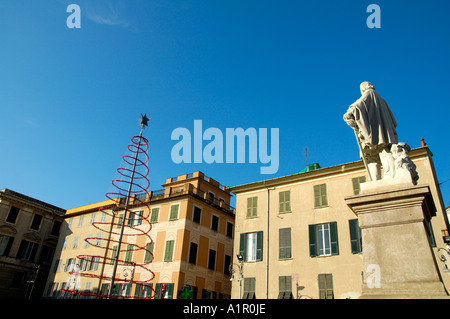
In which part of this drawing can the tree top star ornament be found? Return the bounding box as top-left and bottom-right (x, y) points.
(138, 113), (151, 130)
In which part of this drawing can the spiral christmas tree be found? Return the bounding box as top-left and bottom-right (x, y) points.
(62, 114), (155, 299)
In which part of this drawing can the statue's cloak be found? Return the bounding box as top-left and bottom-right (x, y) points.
(349, 88), (398, 147)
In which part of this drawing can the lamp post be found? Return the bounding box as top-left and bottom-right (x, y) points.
(437, 245), (450, 273)
(229, 254), (244, 299)
(122, 262), (136, 298)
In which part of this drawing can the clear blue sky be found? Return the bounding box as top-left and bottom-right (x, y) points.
(0, 0), (449, 209)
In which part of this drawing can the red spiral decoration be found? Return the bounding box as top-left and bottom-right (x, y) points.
(63, 134), (155, 299)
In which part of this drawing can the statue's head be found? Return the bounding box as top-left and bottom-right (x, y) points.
(360, 81), (375, 95)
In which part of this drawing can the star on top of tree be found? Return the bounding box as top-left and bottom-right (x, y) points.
(138, 113), (151, 130)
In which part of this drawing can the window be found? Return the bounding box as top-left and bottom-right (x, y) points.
(188, 242), (198, 264)
(62, 237), (67, 250)
(208, 192), (215, 202)
(17, 240), (38, 261)
(239, 231), (263, 262)
(90, 213), (96, 225)
(226, 222), (233, 238)
(72, 236), (79, 249)
(348, 219), (362, 253)
(6, 206), (20, 224)
(211, 215), (219, 232)
(318, 274), (334, 299)
(193, 206), (202, 224)
(101, 212), (107, 223)
(30, 214), (43, 230)
(51, 221), (62, 236)
(144, 242), (154, 263)
(0, 235), (14, 256)
(95, 233), (102, 246)
(128, 210), (143, 226)
(155, 283), (174, 299)
(308, 222), (339, 257)
(125, 244), (133, 263)
(135, 283), (153, 298)
(224, 255), (231, 275)
(169, 204), (179, 220)
(208, 249), (216, 270)
(246, 197), (258, 218)
(68, 217), (74, 228)
(78, 215), (84, 227)
(279, 228), (292, 259)
(352, 176), (366, 195)
(279, 191), (291, 213)
(164, 240), (175, 261)
(278, 276), (293, 299)
(314, 184), (328, 208)
(150, 208), (159, 223)
(116, 214), (123, 228)
(242, 278), (256, 299)
(111, 246), (118, 264)
(39, 246), (55, 265)
(84, 235), (90, 248)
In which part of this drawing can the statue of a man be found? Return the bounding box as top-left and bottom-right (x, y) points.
(343, 82), (398, 181)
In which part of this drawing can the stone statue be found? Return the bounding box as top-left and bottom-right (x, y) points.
(344, 82), (418, 185)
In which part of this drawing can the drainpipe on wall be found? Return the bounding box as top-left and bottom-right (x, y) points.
(264, 181), (275, 299)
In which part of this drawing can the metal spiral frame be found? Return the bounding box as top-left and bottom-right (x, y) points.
(63, 130), (155, 299)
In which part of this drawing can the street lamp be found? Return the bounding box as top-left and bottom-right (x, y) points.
(437, 245), (450, 273)
(229, 254), (244, 299)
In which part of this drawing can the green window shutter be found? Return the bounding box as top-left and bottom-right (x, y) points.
(279, 191), (291, 213)
(247, 197), (258, 218)
(164, 240), (174, 261)
(144, 242), (154, 262)
(155, 283), (161, 299)
(150, 208), (159, 223)
(348, 219), (361, 253)
(169, 204), (179, 220)
(314, 184), (328, 207)
(330, 222), (339, 255)
(279, 228), (291, 259)
(309, 225), (317, 257)
(125, 244), (133, 262)
(256, 231), (263, 261)
(352, 176), (366, 195)
(321, 184), (328, 206)
(239, 233), (246, 261)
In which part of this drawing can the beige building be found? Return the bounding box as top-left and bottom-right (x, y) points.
(44, 171), (235, 299)
(0, 188), (65, 299)
(229, 146), (450, 299)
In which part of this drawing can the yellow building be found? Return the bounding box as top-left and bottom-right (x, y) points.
(44, 171), (235, 299)
(0, 188), (65, 299)
(229, 146), (450, 299)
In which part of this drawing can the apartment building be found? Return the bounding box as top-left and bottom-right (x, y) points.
(229, 146), (450, 299)
(44, 171), (235, 299)
(0, 188), (65, 299)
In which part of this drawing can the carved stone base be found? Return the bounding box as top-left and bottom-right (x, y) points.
(345, 184), (449, 299)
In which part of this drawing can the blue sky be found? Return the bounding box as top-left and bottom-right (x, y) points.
(0, 0), (449, 209)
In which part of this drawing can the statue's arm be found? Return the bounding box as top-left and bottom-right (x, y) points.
(343, 105), (357, 128)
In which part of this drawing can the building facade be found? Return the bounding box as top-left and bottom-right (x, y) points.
(229, 146), (450, 299)
(44, 171), (235, 299)
(0, 188), (65, 299)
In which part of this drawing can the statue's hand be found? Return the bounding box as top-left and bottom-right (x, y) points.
(343, 112), (357, 128)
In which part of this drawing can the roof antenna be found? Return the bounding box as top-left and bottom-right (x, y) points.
(304, 147), (309, 166)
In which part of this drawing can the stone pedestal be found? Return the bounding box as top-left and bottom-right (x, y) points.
(345, 183), (448, 298)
